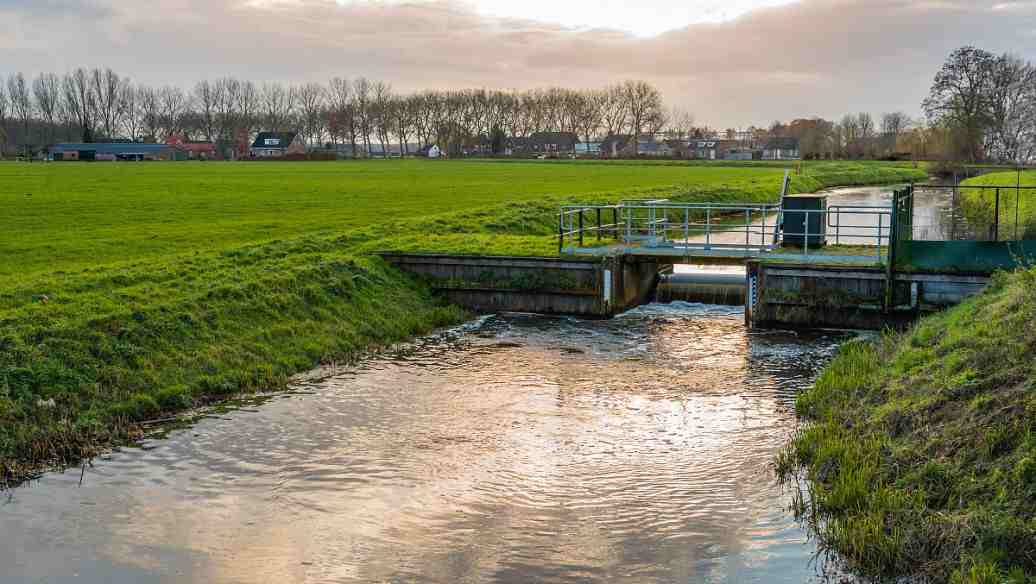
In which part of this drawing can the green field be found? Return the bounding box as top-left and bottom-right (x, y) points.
(0, 159), (926, 485)
(961, 170), (1036, 239)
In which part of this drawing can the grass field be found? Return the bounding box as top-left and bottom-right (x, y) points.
(0, 159), (926, 485)
(961, 170), (1036, 239)
(778, 267), (1036, 583)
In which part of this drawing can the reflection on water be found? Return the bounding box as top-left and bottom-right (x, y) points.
(2, 304), (848, 583)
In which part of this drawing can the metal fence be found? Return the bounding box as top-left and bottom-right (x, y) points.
(559, 200), (893, 262)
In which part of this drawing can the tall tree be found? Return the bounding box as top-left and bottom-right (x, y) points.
(923, 46), (997, 162)
(90, 68), (125, 140)
(620, 80), (665, 155)
(33, 73), (60, 145)
(7, 73), (32, 151)
(62, 68), (94, 142)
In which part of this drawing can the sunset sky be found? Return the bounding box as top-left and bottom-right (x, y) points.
(4, 0), (1036, 126)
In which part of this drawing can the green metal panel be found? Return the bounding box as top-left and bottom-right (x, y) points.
(898, 240), (1036, 273)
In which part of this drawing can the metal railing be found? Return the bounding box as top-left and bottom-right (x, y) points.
(560, 201), (893, 262)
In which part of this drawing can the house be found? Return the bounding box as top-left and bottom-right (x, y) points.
(762, 137), (801, 160)
(528, 132), (578, 155)
(637, 140), (673, 157)
(249, 132), (305, 158)
(688, 139), (741, 160)
(165, 135), (217, 160)
(49, 142), (174, 161)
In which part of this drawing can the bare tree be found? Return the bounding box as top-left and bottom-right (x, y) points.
(121, 83), (144, 141)
(326, 77), (354, 153)
(33, 73), (60, 145)
(880, 112), (911, 155)
(137, 85), (161, 141)
(63, 68), (95, 142)
(261, 82), (294, 132)
(8, 73), (33, 150)
(193, 80), (220, 141)
(621, 80), (664, 155)
(159, 86), (188, 138)
(296, 82), (326, 146)
(923, 46), (997, 161)
(987, 54), (1036, 163)
(574, 90), (605, 147)
(0, 82), (7, 155)
(90, 68), (125, 140)
(600, 84), (628, 139)
(236, 80), (259, 140)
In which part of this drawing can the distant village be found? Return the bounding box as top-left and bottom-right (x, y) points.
(43, 129), (803, 163)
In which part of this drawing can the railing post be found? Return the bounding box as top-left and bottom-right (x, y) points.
(745, 208), (751, 250)
(578, 210), (584, 248)
(684, 207), (689, 245)
(705, 208), (711, 249)
(994, 188), (1001, 241)
(803, 210), (809, 257)
(596, 207), (602, 242)
(613, 207), (619, 240)
(558, 211), (564, 255)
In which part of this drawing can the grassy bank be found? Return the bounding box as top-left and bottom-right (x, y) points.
(778, 267), (1036, 583)
(0, 159), (925, 485)
(961, 171), (1036, 240)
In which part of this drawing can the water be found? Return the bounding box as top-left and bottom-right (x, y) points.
(2, 304), (849, 583)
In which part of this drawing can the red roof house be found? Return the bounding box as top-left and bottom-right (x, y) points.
(166, 135), (218, 160)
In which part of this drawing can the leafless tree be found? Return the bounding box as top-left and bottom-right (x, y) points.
(8, 73), (33, 149)
(261, 82), (294, 132)
(621, 80), (664, 155)
(63, 68), (95, 142)
(193, 80), (221, 141)
(89, 68), (125, 140)
(296, 82), (326, 146)
(159, 86), (188, 138)
(354, 78), (372, 154)
(0, 82), (8, 155)
(236, 80), (259, 140)
(923, 46), (997, 161)
(600, 84), (628, 138)
(33, 73), (60, 145)
(136, 85), (161, 141)
(986, 54), (1036, 163)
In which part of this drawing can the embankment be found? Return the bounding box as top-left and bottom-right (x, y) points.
(778, 267), (1036, 583)
(0, 162), (925, 486)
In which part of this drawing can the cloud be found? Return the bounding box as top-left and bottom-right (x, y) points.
(2, 0), (1035, 126)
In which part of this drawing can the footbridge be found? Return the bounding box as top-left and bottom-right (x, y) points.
(382, 183), (1036, 330)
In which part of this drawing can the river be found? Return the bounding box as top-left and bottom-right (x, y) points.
(2, 303), (850, 583)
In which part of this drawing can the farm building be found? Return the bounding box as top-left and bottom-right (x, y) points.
(249, 132), (305, 158)
(49, 142), (174, 161)
(165, 135), (218, 160)
(762, 137), (801, 160)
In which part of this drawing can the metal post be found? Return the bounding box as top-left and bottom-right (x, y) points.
(596, 208), (602, 242)
(877, 213), (884, 263)
(1016, 169), (1022, 241)
(761, 208), (767, 252)
(745, 208), (750, 250)
(994, 188), (1001, 241)
(835, 206), (840, 245)
(684, 207), (689, 246)
(558, 211), (564, 254)
(803, 211), (809, 257)
(613, 207), (619, 240)
(578, 210), (584, 248)
(705, 208), (711, 249)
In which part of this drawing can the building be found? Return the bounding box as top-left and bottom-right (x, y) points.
(49, 142), (174, 161)
(249, 132), (305, 158)
(762, 137), (801, 160)
(528, 132), (578, 155)
(686, 139), (741, 160)
(165, 135), (218, 160)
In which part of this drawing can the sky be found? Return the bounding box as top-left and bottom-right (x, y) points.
(3, 0), (1036, 127)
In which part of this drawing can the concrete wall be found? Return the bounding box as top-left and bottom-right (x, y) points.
(379, 253), (659, 318)
(747, 262), (989, 330)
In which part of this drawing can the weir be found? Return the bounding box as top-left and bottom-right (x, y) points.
(382, 184), (1035, 330)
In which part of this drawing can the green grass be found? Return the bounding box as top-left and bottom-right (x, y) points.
(0, 159), (925, 485)
(778, 267), (1036, 583)
(960, 171), (1036, 240)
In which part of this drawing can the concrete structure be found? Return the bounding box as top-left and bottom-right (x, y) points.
(746, 263), (989, 329)
(249, 132), (305, 158)
(379, 253), (658, 318)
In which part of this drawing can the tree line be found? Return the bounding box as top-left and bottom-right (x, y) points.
(0, 70), (680, 157)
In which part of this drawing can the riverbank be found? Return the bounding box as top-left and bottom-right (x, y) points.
(778, 266), (1036, 582)
(0, 161), (925, 486)
(960, 170), (1036, 239)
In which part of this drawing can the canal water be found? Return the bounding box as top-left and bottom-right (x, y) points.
(2, 303), (850, 583)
